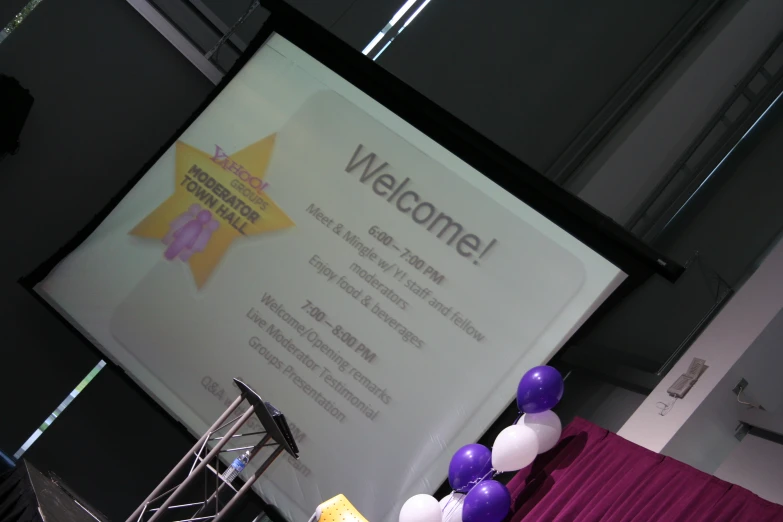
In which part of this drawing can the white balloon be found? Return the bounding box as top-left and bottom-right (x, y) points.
(400, 494), (442, 522)
(491, 424), (539, 472)
(523, 410), (562, 454)
(438, 493), (465, 522)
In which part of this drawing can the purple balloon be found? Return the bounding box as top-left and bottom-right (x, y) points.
(463, 480), (510, 522)
(517, 365), (564, 413)
(448, 444), (492, 493)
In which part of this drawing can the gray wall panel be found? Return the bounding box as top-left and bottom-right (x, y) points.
(377, 0), (700, 172)
(0, 0), (29, 29)
(331, 0), (412, 50)
(0, 0), (212, 453)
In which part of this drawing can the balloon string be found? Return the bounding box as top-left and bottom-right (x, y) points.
(442, 491), (459, 518)
(464, 468), (496, 493)
(480, 469), (495, 482)
(513, 412), (523, 425)
(442, 491), (454, 512)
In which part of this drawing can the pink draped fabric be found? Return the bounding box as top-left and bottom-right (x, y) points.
(506, 417), (783, 521)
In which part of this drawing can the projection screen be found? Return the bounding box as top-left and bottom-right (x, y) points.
(33, 31), (627, 521)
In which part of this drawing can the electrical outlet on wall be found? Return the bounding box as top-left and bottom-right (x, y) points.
(731, 377), (765, 410)
(732, 378), (748, 396)
(666, 358), (707, 399)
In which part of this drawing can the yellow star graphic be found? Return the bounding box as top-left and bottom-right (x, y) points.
(130, 135), (295, 288)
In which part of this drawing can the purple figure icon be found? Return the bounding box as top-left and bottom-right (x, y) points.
(162, 205), (219, 261)
(163, 204), (201, 245)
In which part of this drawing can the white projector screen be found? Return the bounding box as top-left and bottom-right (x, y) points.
(37, 34), (625, 521)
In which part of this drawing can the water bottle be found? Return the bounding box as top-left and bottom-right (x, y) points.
(221, 450), (251, 483)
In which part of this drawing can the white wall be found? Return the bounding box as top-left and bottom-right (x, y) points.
(658, 301), (783, 474)
(715, 434), (783, 504)
(574, 0), (783, 224)
(658, 322), (778, 473)
(618, 236), (783, 453)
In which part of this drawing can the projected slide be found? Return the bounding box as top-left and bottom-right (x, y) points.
(37, 35), (624, 522)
